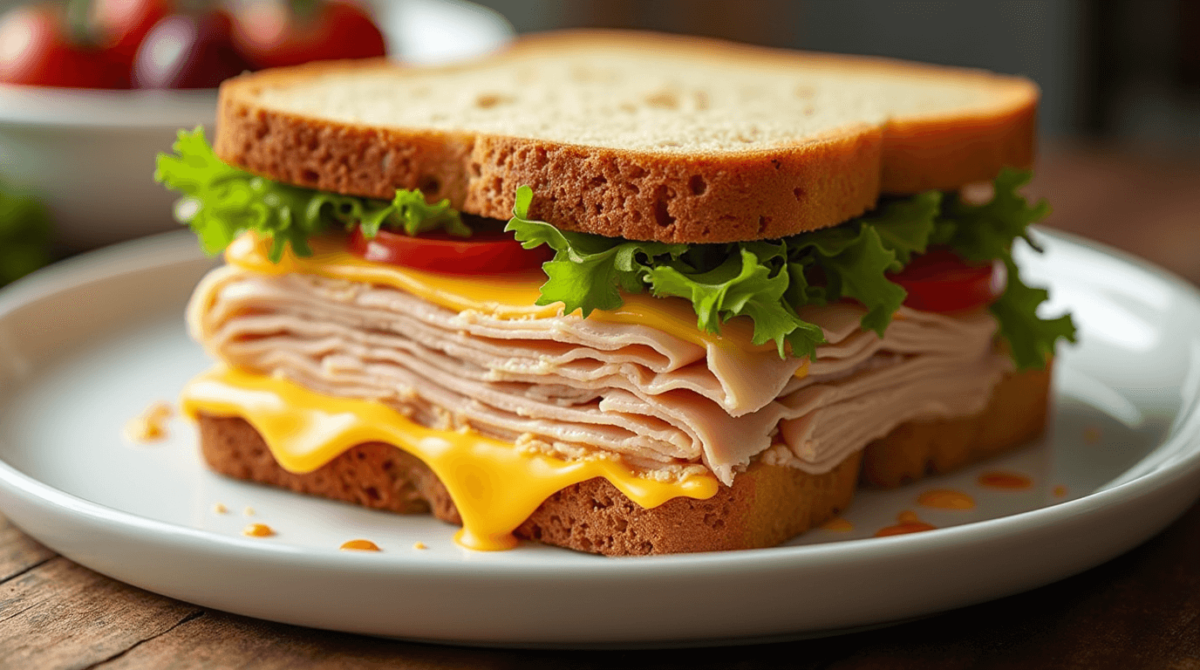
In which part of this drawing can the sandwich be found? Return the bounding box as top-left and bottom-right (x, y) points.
(157, 31), (1075, 555)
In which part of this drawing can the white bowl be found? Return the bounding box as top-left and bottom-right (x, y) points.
(0, 86), (216, 250)
(0, 0), (512, 251)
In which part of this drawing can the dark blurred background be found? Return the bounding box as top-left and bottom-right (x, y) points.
(473, 0), (1200, 148)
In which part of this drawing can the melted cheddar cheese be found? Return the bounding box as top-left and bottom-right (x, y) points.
(182, 365), (719, 551)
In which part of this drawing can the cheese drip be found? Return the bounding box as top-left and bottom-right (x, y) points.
(181, 365), (719, 551)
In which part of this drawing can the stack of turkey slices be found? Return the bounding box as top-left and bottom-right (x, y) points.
(164, 31), (1074, 555)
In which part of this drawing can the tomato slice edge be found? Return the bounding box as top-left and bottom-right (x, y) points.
(347, 226), (551, 275)
(890, 248), (1006, 313)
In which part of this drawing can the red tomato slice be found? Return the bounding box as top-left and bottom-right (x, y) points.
(890, 248), (1005, 313)
(348, 226), (552, 275)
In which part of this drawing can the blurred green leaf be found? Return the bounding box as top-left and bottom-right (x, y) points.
(0, 182), (53, 286)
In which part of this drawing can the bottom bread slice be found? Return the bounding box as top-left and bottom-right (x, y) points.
(197, 366), (1051, 555)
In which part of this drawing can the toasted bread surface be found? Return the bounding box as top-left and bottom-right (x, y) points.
(213, 30), (1037, 244)
(196, 367), (1049, 555)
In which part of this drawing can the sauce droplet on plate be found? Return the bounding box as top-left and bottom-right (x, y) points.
(876, 511), (937, 537)
(875, 522), (937, 537)
(978, 471), (1032, 490)
(340, 539), (381, 552)
(917, 489), (976, 510)
(820, 517), (854, 532)
(123, 401), (173, 443)
(1053, 484), (1068, 497)
(242, 523), (274, 537)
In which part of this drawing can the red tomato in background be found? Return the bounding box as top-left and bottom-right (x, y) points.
(348, 226), (553, 275)
(133, 10), (251, 89)
(890, 248), (1006, 313)
(0, 4), (125, 87)
(232, 0), (386, 69)
(91, 0), (171, 65)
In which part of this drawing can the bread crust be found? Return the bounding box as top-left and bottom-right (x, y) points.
(212, 30), (1037, 244)
(195, 367), (1050, 555)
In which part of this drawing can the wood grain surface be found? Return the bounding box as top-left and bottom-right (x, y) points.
(2, 146), (1199, 669)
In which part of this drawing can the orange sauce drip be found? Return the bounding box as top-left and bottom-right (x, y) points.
(413, 542), (429, 550)
(875, 522), (937, 537)
(876, 510), (937, 537)
(340, 539), (381, 552)
(820, 517), (854, 532)
(123, 401), (173, 443)
(978, 471), (1033, 490)
(917, 489), (976, 510)
(1053, 485), (1068, 498)
(242, 523), (274, 537)
(1083, 427), (1102, 444)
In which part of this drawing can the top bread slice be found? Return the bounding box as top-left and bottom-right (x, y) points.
(214, 30), (1037, 244)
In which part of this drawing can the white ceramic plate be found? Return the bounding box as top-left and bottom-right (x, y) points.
(1, 230), (1199, 647)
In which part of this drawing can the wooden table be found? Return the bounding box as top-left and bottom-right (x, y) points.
(4, 146), (1200, 669)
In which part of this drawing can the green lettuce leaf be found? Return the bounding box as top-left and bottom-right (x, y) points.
(936, 169), (1076, 369)
(860, 191), (942, 265)
(935, 168), (1050, 261)
(154, 128), (468, 262)
(507, 185), (689, 315)
(507, 184), (936, 358)
(991, 258), (1077, 369)
(646, 244), (825, 358)
(507, 171), (1073, 367)
(794, 223), (909, 336)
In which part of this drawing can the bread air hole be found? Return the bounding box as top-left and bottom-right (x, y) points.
(654, 198), (674, 227)
(653, 186), (676, 227)
(689, 175), (707, 195)
(418, 176), (440, 195)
